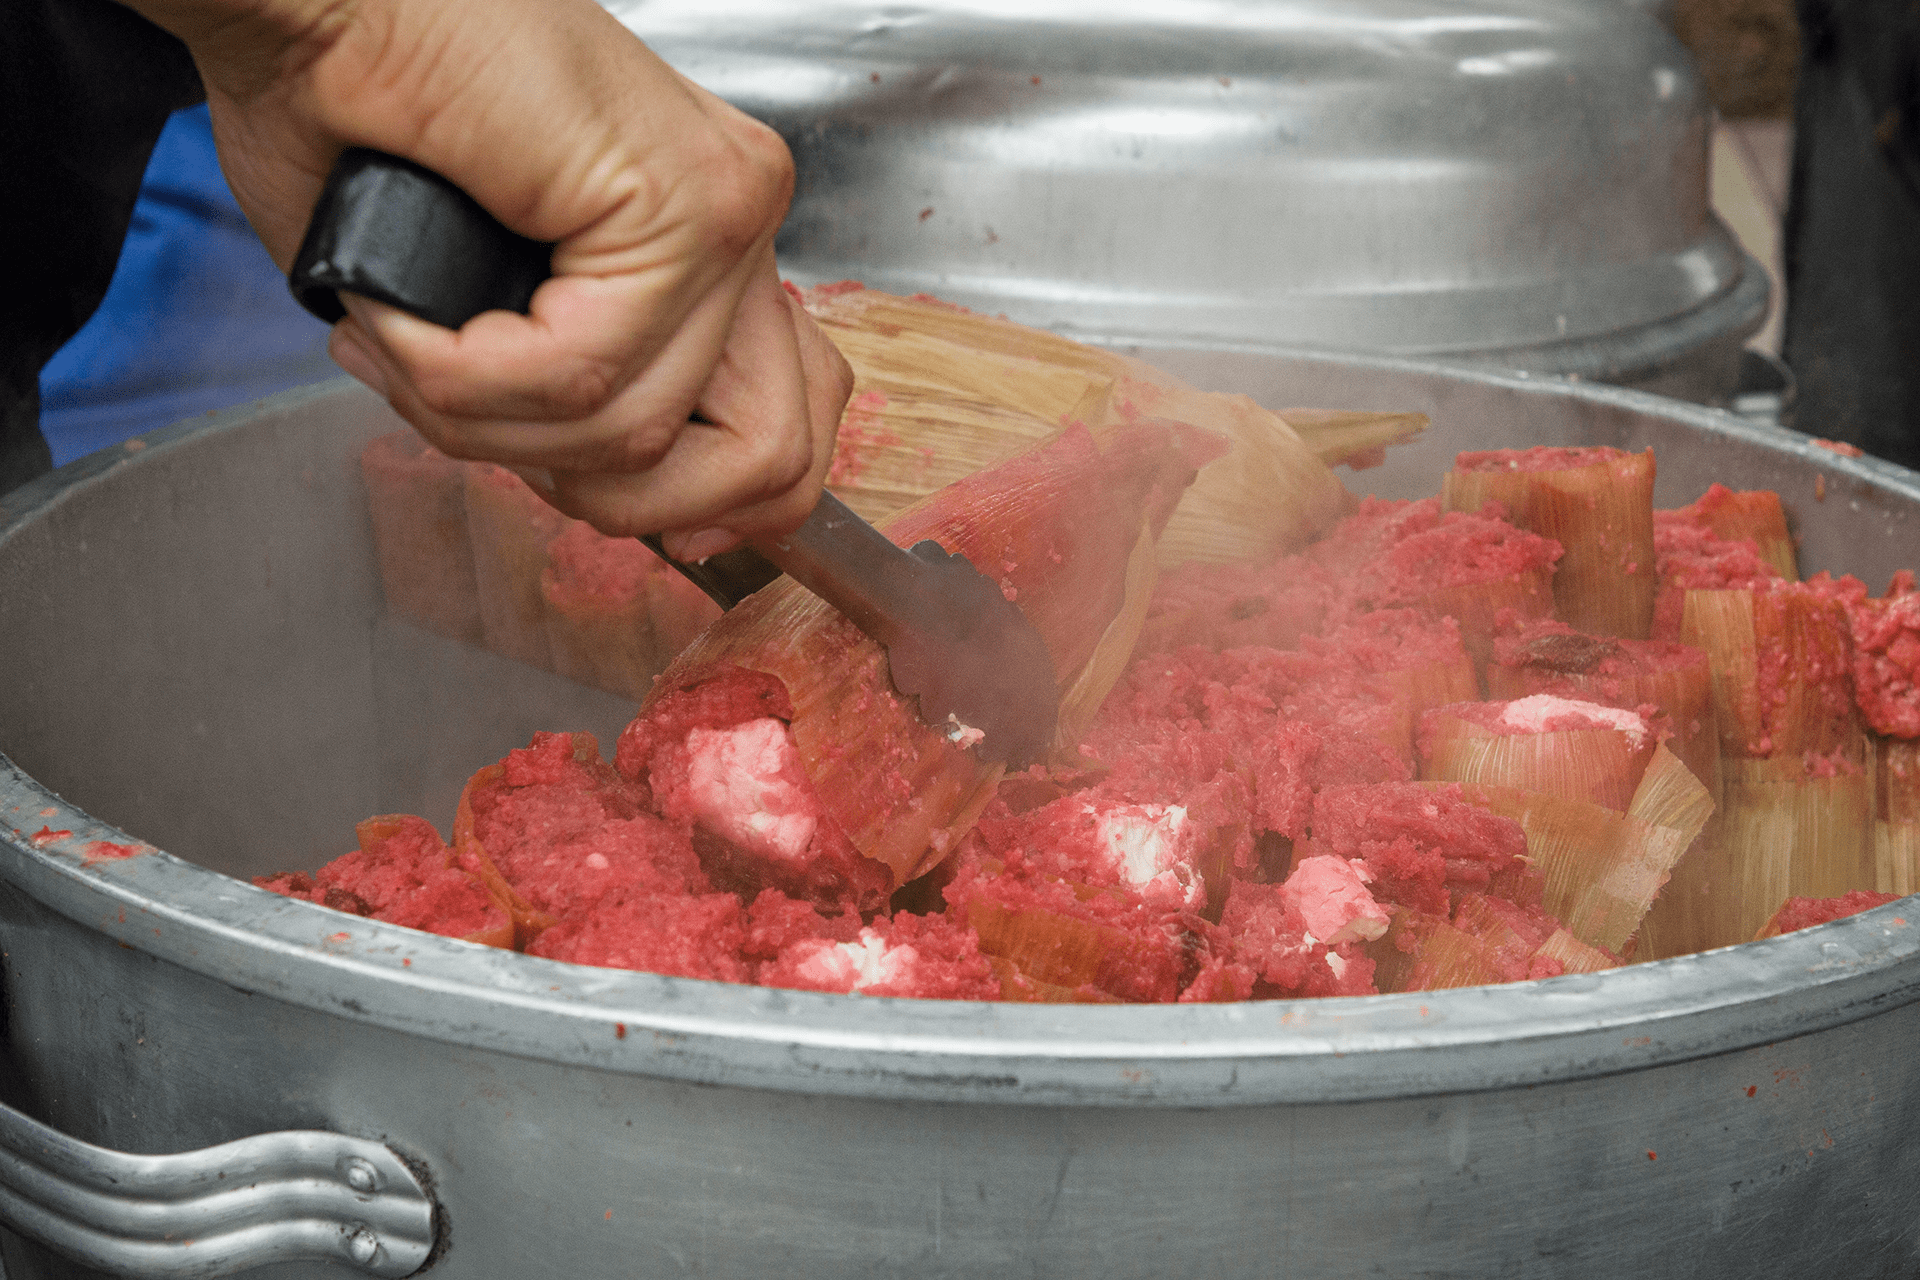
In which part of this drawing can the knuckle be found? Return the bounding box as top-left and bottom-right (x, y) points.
(408, 367), (477, 420)
(749, 421), (815, 498)
(541, 356), (620, 419)
(606, 423), (676, 472)
(693, 123), (793, 253)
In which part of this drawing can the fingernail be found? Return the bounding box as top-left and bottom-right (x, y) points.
(329, 328), (389, 398)
(665, 527), (741, 562)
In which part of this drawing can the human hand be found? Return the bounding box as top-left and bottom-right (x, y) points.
(122, 0), (850, 560)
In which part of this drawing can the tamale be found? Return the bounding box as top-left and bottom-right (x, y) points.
(1877, 738), (1920, 895)
(802, 285), (1354, 567)
(1680, 583), (1859, 759)
(1486, 619), (1721, 820)
(1418, 697), (1659, 815)
(539, 522), (665, 702)
(1444, 446), (1657, 639)
(1449, 744), (1711, 954)
(1720, 747), (1877, 945)
(255, 814), (514, 948)
(1657, 484), (1798, 581)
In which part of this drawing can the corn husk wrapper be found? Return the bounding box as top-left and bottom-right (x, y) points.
(1372, 899), (1625, 993)
(1419, 710), (1656, 815)
(1876, 738), (1920, 895)
(803, 287), (1355, 569)
(1443, 448), (1657, 639)
(967, 898), (1183, 1002)
(1662, 485), (1798, 581)
(1535, 928), (1622, 974)
(1390, 916), (1508, 991)
(462, 464), (566, 670)
(1484, 631), (1722, 818)
(987, 955), (1125, 1003)
(1680, 585), (1859, 759)
(1447, 745), (1711, 953)
(647, 420), (1213, 887)
(360, 430), (485, 644)
(808, 328), (1090, 523)
(1424, 577), (1558, 670)
(1073, 373), (1353, 569)
(351, 814), (516, 950)
(1383, 651), (1482, 725)
(1371, 900), (1530, 993)
(1273, 408), (1430, 471)
(450, 759), (562, 951)
(1715, 745), (1877, 946)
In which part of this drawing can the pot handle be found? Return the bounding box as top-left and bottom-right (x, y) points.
(0, 1095), (436, 1278)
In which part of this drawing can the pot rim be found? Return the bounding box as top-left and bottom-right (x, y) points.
(5, 364), (1918, 1110)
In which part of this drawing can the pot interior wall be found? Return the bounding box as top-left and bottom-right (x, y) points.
(0, 382), (634, 881)
(4, 359), (1918, 883)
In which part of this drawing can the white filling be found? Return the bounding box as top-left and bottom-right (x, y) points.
(1497, 694), (1648, 748)
(682, 719), (819, 862)
(794, 928), (918, 992)
(1282, 855), (1390, 945)
(1092, 803), (1204, 912)
(1095, 803), (1190, 885)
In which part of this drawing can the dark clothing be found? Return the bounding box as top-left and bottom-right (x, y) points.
(1, 0), (203, 494)
(1782, 0), (1920, 466)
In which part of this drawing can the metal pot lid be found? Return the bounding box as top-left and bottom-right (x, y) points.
(609, 0), (1754, 359)
(5, 366), (1919, 1113)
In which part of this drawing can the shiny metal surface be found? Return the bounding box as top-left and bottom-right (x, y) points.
(0, 1102), (434, 1280)
(762, 492), (1061, 768)
(609, 0), (1764, 397)
(2, 367), (1918, 1276)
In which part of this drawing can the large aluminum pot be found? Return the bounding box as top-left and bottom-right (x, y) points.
(2, 355), (1918, 1279)
(608, 0), (1768, 402)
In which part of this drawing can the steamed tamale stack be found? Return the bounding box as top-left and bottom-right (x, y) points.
(1443, 446), (1657, 639)
(641, 419), (1220, 892)
(1645, 581), (1876, 953)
